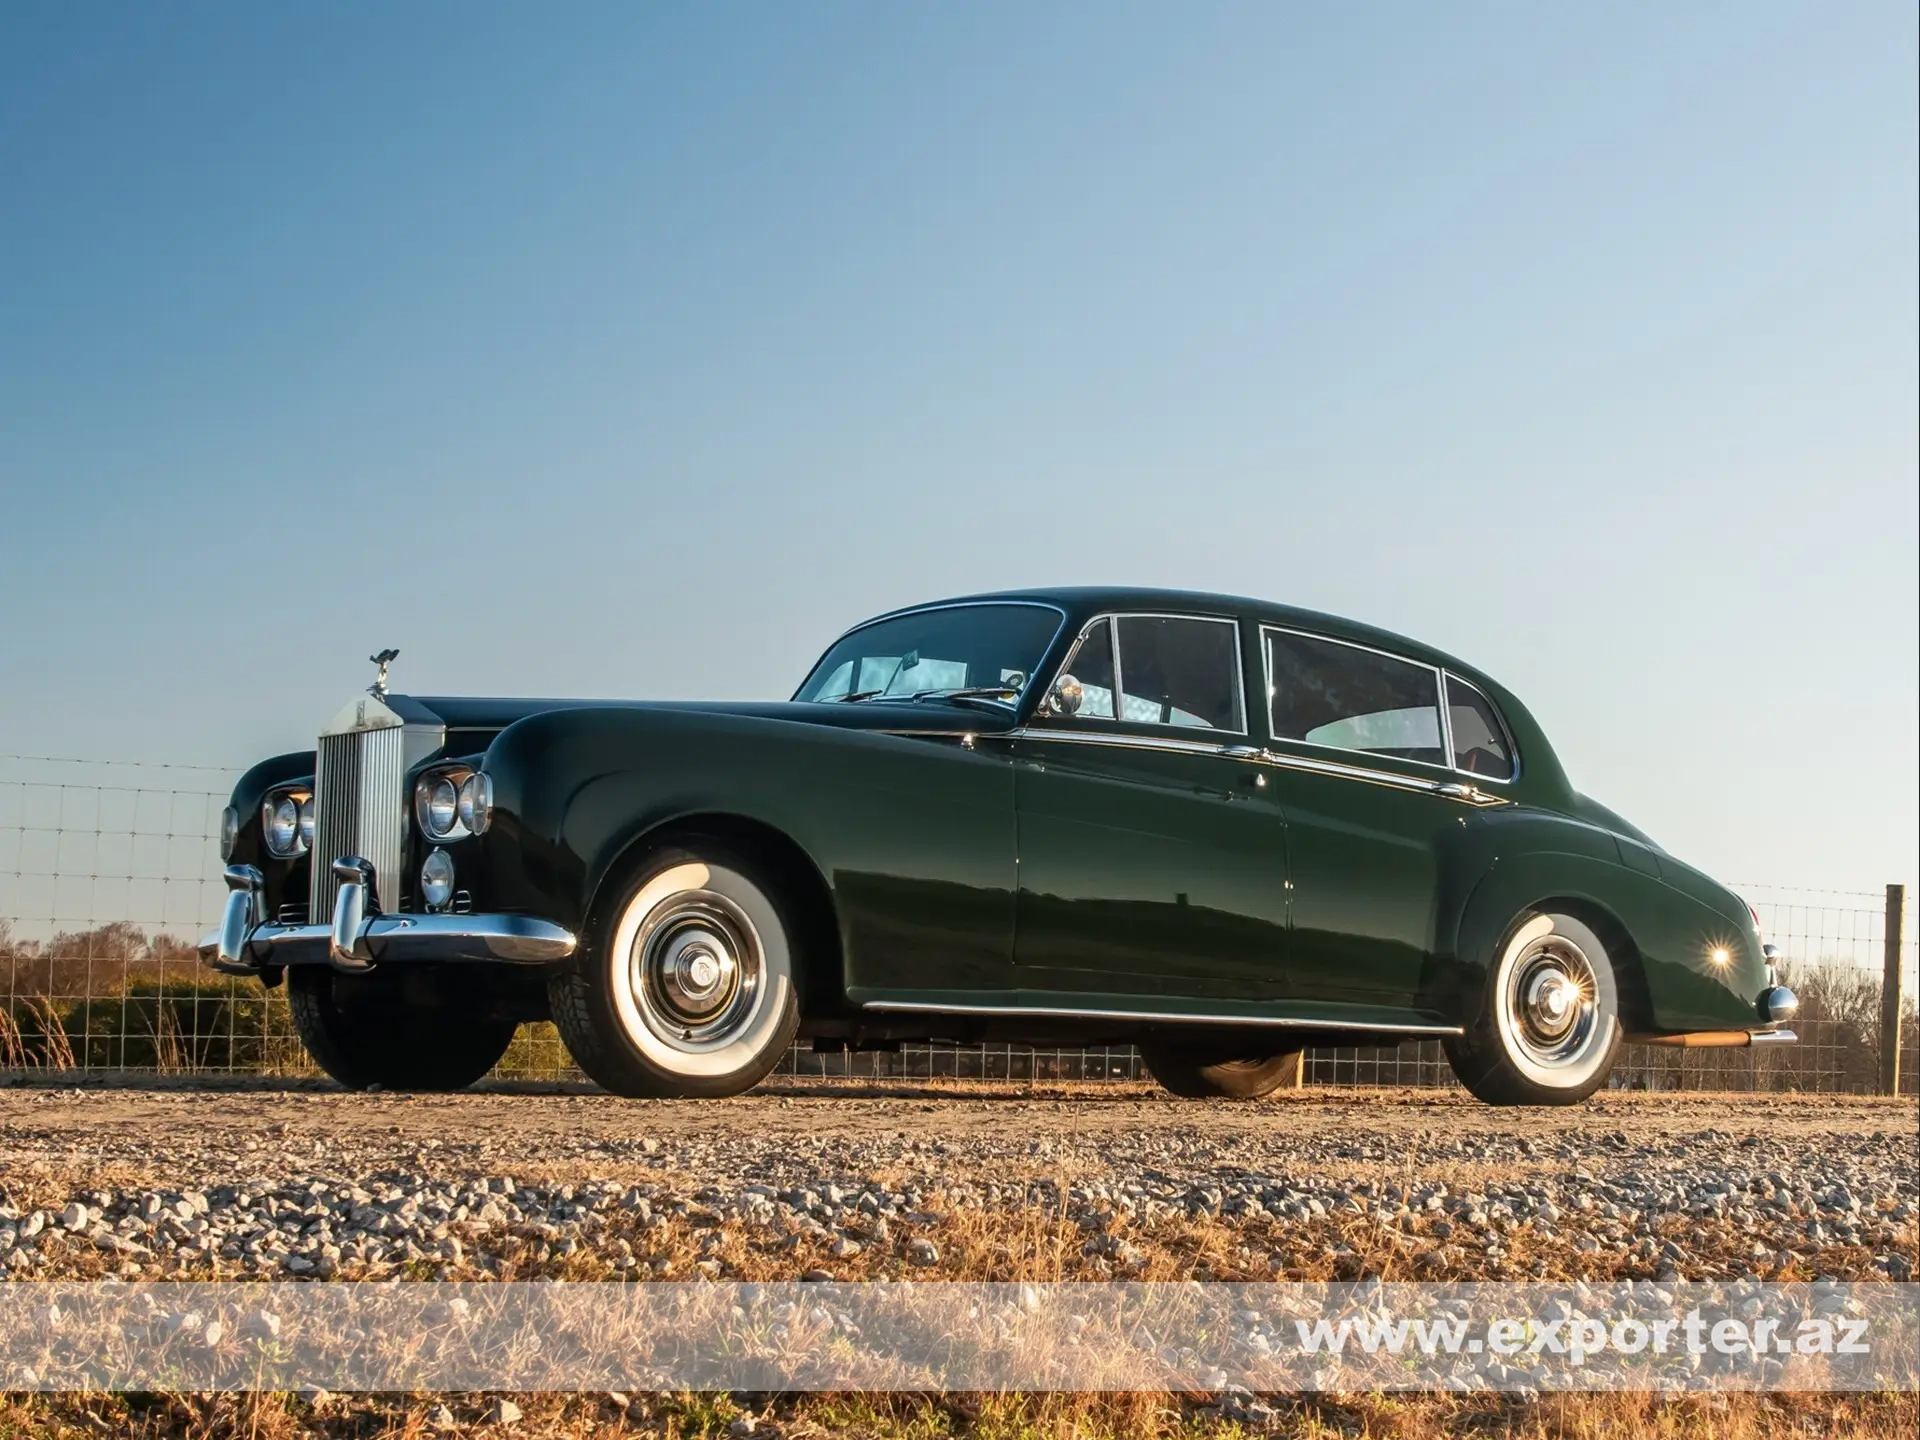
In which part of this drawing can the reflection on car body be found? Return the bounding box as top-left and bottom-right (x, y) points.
(202, 587), (1797, 1105)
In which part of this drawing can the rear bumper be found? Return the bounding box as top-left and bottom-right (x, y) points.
(1628, 974), (1804, 1045)
(198, 862), (576, 976)
(1632, 1029), (1798, 1048)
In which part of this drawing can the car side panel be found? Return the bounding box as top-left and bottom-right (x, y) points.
(1006, 735), (1292, 1001)
(1264, 763), (1480, 1006)
(479, 707), (1018, 998)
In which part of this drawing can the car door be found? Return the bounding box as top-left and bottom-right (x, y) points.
(1010, 612), (1294, 1002)
(1258, 626), (1508, 1007)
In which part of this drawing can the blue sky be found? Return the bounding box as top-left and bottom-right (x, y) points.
(2, 2), (1915, 891)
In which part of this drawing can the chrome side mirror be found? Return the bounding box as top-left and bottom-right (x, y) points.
(1045, 674), (1084, 717)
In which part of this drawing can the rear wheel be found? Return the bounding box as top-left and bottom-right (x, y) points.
(549, 845), (802, 1098)
(1139, 1038), (1305, 1099)
(287, 968), (518, 1091)
(1443, 910), (1622, 1105)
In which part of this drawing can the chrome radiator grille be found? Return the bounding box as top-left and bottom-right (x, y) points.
(309, 725), (406, 922)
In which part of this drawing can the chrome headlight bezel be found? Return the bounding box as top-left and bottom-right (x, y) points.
(419, 846), (457, 912)
(457, 771), (493, 836)
(259, 787), (313, 859)
(414, 765), (476, 842)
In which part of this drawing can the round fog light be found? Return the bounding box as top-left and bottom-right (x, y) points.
(420, 848), (457, 912)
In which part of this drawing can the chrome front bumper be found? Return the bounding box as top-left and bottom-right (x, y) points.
(198, 861), (576, 976)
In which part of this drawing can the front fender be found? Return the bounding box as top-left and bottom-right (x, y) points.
(225, 750), (320, 917)
(479, 706), (1020, 993)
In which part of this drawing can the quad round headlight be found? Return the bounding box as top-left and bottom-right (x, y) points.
(261, 791), (310, 858)
(457, 771), (493, 835)
(420, 774), (461, 839)
(419, 847), (456, 911)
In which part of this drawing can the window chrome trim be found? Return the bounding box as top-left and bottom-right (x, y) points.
(1267, 625), (1520, 783)
(1259, 746), (1508, 805)
(790, 600), (1070, 707)
(1439, 670), (1519, 785)
(1004, 727), (1508, 805)
(1038, 610), (1249, 738)
(861, 997), (1463, 1036)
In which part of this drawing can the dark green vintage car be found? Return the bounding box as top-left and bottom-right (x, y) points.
(201, 588), (1797, 1105)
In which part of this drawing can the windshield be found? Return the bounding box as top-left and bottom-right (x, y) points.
(793, 603), (1064, 704)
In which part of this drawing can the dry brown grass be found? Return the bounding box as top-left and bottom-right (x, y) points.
(20, 995), (76, 1070)
(0, 1387), (1914, 1439)
(21, 1188), (1905, 1288)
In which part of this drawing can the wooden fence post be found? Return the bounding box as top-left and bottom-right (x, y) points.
(1882, 883), (1906, 1097)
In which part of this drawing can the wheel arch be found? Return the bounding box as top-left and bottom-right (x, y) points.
(584, 810), (846, 1019)
(1512, 894), (1654, 1034)
(1449, 856), (1656, 1033)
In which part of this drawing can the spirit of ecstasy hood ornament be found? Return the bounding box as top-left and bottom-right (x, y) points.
(368, 648), (399, 700)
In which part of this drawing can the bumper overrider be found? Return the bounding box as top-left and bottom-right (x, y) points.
(198, 859), (577, 976)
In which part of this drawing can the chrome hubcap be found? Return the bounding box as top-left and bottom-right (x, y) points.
(1506, 938), (1599, 1067)
(631, 891), (761, 1047)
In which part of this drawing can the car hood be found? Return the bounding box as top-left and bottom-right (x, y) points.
(412, 694), (1016, 744)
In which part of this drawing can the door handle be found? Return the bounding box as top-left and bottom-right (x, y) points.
(1436, 782), (1481, 802)
(1219, 744), (1264, 760)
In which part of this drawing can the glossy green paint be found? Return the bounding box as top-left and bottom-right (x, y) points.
(1003, 731), (1291, 1002)
(1262, 755), (1472, 1008)
(218, 586), (1773, 1041)
(483, 704), (1022, 1000)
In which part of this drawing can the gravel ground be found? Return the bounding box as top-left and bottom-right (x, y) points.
(1, 1082), (1914, 1286)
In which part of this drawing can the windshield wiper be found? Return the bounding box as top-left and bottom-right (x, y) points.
(832, 685), (1019, 706)
(908, 686), (1021, 706)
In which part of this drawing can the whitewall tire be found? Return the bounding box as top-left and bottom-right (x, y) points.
(550, 848), (801, 1098)
(1444, 911), (1622, 1106)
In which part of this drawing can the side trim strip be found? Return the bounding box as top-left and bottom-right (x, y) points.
(1005, 728), (1509, 806)
(861, 998), (1464, 1036)
(1007, 728), (1235, 761)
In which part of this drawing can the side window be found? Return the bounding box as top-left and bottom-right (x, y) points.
(1447, 675), (1515, 779)
(1059, 620), (1118, 720)
(1113, 616), (1244, 731)
(1266, 629), (1444, 765)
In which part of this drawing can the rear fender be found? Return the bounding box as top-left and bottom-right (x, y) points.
(1449, 852), (1765, 1032)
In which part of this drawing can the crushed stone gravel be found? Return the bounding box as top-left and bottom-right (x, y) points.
(0, 1083), (1912, 1286)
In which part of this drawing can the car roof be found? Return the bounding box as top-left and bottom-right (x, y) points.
(859, 586), (1488, 683)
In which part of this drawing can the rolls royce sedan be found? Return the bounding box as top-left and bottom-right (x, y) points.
(201, 588), (1797, 1104)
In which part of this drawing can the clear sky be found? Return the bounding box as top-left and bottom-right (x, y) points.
(2, 3), (1915, 893)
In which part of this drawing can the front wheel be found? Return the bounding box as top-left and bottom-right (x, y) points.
(287, 968), (519, 1091)
(549, 846), (802, 1098)
(1444, 911), (1622, 1106)
(1139, 1039), (1305, 1099)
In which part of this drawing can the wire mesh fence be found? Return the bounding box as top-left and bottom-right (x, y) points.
(2, 754), (1915, 1094)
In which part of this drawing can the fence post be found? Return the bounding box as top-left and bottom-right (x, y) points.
(1882, 883), (1906, 1097)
